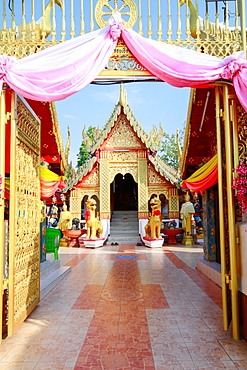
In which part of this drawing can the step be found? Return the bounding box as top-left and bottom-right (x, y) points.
(40, 256), (71, 300)
(111, 213), (138, 218)
(111, 220), (139, 225)
(110, 223), (138, 228)
(110, 233), (139, 237)
(40, 259), (61, 279)
(108, 236), (141, 245)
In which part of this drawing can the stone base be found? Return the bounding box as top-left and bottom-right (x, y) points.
(193, 234), (204, 244)
(60, 237), (70, 247)
(84, 238), (105, 248)
(182, 235), (194, 246)
(143, 237), (164, 248)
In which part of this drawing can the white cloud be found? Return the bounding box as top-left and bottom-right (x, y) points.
(63, 114), (78, 120)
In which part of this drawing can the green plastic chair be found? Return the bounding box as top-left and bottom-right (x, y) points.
(45, 228), (62, 260)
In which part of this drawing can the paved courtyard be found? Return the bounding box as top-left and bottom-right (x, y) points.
(1, 244), (247, 369)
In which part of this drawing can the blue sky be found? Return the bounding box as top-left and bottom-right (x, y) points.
(56, 83), (190, 167)
(53, 0), (243, 167)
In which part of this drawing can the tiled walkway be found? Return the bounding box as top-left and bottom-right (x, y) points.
(1, 244), (247, 369)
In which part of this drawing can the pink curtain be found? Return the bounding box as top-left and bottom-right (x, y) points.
(40, 178), (65, 199)
(0, 12), (247, 110)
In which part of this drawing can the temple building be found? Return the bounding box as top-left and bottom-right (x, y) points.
(65, 86), (180, 228)
(181, 85), (247, 342)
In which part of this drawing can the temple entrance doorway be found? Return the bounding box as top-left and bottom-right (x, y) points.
(111, 173), (137, 211)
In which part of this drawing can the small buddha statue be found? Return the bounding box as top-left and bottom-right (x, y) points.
(180, 194), (195, 236)
(58, 203), (73, 231)
(180, 194), (195, 246)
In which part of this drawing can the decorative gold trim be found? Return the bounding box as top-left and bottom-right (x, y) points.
(49, 102), (66, 173)
(95, 0), (137, 29)
(100, 212), (111, 219)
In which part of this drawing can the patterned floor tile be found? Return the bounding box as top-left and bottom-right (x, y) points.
(1, 244), (246, 370)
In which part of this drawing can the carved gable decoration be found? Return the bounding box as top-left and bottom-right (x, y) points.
(103, 114), (144, 149)
(148, 165), (171, 186)
(81, 168), (99, 186)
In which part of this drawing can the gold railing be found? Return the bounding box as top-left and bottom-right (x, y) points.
(0, 0), (245, 59)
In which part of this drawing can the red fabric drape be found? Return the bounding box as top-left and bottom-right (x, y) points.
(181, 167), (218, 191)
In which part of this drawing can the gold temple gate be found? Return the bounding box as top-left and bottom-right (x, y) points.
(1, 90), (41, 339)
(0, 0), (246, 343)
(0, 0), (245, 60)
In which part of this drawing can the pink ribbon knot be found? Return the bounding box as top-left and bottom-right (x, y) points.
(110, 23), (122, 41)
(0, 55), (16, 79)
(221, 58), (246, 80)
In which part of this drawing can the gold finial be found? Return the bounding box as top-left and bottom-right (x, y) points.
(119, 83), (127, 106)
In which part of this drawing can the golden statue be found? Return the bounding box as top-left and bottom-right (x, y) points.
(145, 197), (162, 239)
(180, 194), (195, 246)
(85, 198), (103, 239)
(58, 203), (73, 231)
(180, 194), (195, 235)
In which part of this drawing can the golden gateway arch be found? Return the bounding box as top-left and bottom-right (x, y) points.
(0, 0), (246, 342)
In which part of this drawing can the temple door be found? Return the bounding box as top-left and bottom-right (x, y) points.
(7, 91), (41, 337)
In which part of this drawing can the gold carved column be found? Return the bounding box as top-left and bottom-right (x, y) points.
(168, 188), (179, 219)
(99, 152), (110, 219)
(138, 152), (148, 219)
(69, 189), (81, 219)
(8, 94), (41, 336)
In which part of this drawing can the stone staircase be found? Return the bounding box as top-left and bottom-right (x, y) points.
(107, 210), (141, 245)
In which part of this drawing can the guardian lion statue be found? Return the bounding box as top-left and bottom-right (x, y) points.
(145, 197), (162, 239)
(85, 198), (103, 239)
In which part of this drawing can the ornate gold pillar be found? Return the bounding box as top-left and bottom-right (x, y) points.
(168, 187), (179, 219)
(223, 84), (239, 340)
(69, 188), (81, 219)
(215, 86), (228, 331)
(137, 152), (148, 219)
(99, 152), (110, 219)
(0, 89), (6, 342)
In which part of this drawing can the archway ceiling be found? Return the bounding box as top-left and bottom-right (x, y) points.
(27, 99), (65, 175)
(182, 87), (218, 177)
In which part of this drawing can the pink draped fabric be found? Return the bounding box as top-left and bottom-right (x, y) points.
(40, 178), (65, 199)
(0, 12), (247, 110)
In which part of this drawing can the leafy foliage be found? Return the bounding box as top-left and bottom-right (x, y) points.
(153, 124), (185, 170)
(76, 126), (102, 168)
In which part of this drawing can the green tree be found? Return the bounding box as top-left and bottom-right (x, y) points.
(76, 125), (102, 168)
(158, 124), (185, 170)
(159, 132), (179, 169)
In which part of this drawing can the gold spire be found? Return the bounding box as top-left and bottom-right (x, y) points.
(119, 83), (127, 106)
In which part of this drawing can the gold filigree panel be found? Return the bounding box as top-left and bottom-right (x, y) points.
(148, 188), (169, 199)
(80, 189), (100, 201)
(148, 167), (165, 185)
(83, 169), (99, 186)
(70, 197), (81, 219)
(109, 151), (137, 161)
(13, 99), (40, 327)
(100, 160), (110, 214)
(105, 116), (143, 149)
(170, 196), (179, 212)
(95, 0), (137, 29)
(138, 159), (148, 212)
(237, 105), (247, 161)
(17, 97), (40, 152)
(100, 212), (111, 219)
(110, 164), (138, 184)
